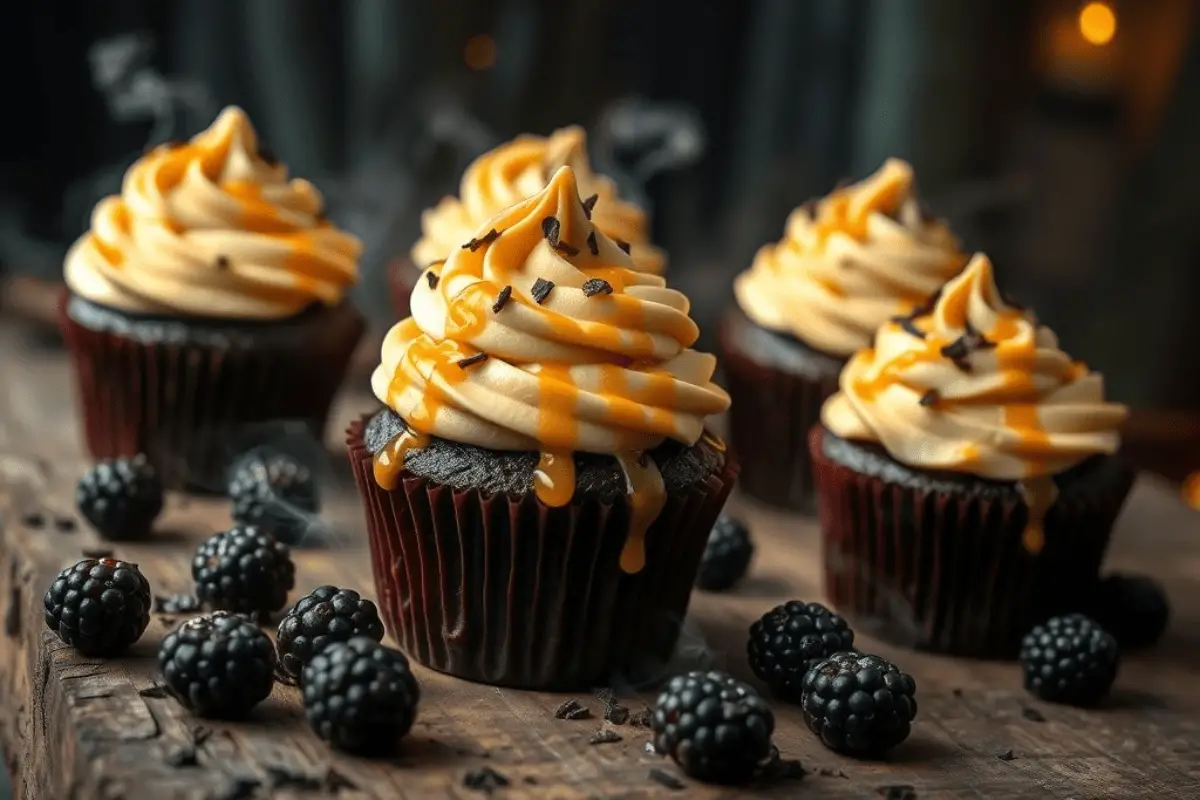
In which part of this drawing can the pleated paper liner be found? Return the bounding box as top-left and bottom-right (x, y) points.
(347, 417), (740, 690)
(719, 308), (843, 512)
(809, 425), (1135, 659)
(59, 292), (365, 492)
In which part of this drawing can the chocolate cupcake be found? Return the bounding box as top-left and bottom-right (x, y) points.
(393, 126), (664, 316)
(720, 159), (967, 510)
(351, 166), (733, 690)
(812, 254), (1132, 658)
(59, 107), (364, 491)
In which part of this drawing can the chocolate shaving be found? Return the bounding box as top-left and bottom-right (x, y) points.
(214, 255), (230, 269)
(962, 320), (996, 351)
(890, 316), (926, 340)
(531, 278), (554, 304)
(581, 193), (599, 218)
(554, 698), (588, 720)
(541, 216), (561, 247)
(939, 338), (974, 372)
(463, 228), (501, 252)
(426, 271), (439, 289)
(554, 241), (580, 257)
(582, 278), (613, 297)
(919, 389), (941, 408)
(257, 147), (279, 166)
(456, 353), (489, 369)
(615, 239), (631, 254)
(586, 231), (599, 255)
(492, 285), (512, 313)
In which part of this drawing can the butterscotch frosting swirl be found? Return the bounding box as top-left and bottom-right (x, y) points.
(734, 159), (967, 358)
(822, 254), (1128, 480)
(411, 126), (664, 275)
(374, 165), (728, 455)
(64, 106), (361, 320)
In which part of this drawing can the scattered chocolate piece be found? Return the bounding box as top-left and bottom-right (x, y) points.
(919, 389), (941, 408)
(554, 240), (580, 257)
(582, 279), (613, 297)
(531, 278), (554, 304)
(878, 787), (917, 800)
(952, 688), (963, 697)
(492, 285), (513, 313)
(891, 315), (926, 340)
(997, 749), (1016, 761)
(615, 239), (631, 255)
(155, 594), (202, 614)
(257, 147), (279, 166)
(554, 698), (587, 720)
(582, 193), (599, 218)
(81, 547), (115, 560)
(648, 768), (685, 790)
(628, 707), (652, 727)
(1021, 706), (1046, 723)
(457, 353), (489, 370)
(962, 320), (996, 351)
(565, 706), (591, 721)
(463, 766), (510, 794)
(818, 767), (849, 778)
(541, 216), (562, 247)
(426, 270), (439, 289)
(165, 744), (198, 767)
(140, 685), (171, 699)
(588, 729), (622, 745)
(463, 228), (501, 252)
(54, 517), (76, 533)
(214, 255), (230, 269)
(604, 705), (630, 725)
(939, 337), (974, 372)
(586, 231), (599, 256)
(21, 512), (44, 529)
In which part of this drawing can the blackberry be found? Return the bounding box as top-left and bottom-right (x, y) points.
(695, 516), (754, 591)
(277, 586), (386, 681)
(801, 651), (917, 755)
(76, 455), (164, 540)
(227, 449), (319, 545)
(158, 611), (276, 718)
(1091, 573), (1170, 650)
(748, 601), (855, 700)
(43, 558), (151, 656)
(651, 671), (775, 785)
(192, 526), (295, 616)
(302, 637), (420, 754)
(1019, 614), (1119, 706)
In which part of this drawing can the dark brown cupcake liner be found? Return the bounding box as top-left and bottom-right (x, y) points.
(719, 310), (843, 511)
(347, 417), (739, 690)
(59, 292), (365, 492)
(388, 257), (415, 319)
(809, 425), (1135, 659)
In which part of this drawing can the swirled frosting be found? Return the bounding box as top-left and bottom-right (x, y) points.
(821, 253), (1128, 481)
(411, 126), (664, 275)
(64, 106), (361, 320)
(734, 159), (967, 357)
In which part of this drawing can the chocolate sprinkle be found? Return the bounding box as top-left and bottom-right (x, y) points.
(586, 231), (599, 255)
(615, 239), (631, 254)
(426, 271), (439, 289)
(581, 193), (599, 218)
(919, 389), (941, 408)
(463, 228), (501, 252)
(997, 749), (1016, 761)
(582, 278), (613, 297)
(648, 768), (685, 790)
(531, 277), (554, 304)
(891, 315), (926, 340)
(554, 241), (580, 257)
(456, 353), (489, 370)
(939, 338), (974, 372)
(214, 255), (230, 269)
(588, 729), (622, 745)
(492, 285), (512, 313)
(541, 216), (561, 247)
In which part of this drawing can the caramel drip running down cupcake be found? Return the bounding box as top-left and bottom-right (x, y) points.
(412, 126), (665, 276)
(822, 253), (1128, 553)
(64, 106), (361, 320)
(734, 158), (968, 357)
(373, 167), (729, 573)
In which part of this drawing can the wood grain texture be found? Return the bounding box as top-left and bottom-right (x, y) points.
(2, 319), (1200, 799)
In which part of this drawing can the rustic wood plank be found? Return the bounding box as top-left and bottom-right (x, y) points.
(2, 319), (1200, 799)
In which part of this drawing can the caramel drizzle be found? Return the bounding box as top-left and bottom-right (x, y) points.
(614, 453), (666, 574)
(701, 430), (727, 454)
(533, 451), (576, 508)
(372, 429), (432, 491)
(1017, 475), (1057, 555)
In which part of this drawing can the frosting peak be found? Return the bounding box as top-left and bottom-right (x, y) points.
(412, 126), (665, 275)
(65, 106), (362, 320)
(822, 254), (1128, 480)
(734, 158), (967, 357)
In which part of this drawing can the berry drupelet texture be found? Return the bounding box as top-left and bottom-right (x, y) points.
(801, 651), (917, 756)
(192, 526), (295, 616)
(695, 516), (754, 591)
(1019, 614), (1119, 706)
(227, 449), (320, 546)
(276, 586), (386, 682)
(302, 637), (420, 755)
(43, 558), (152, 656)
(76, 455), (164, 540)
(748, 601), (855, 701)
(651, 670), (775, 785)
(1090, 573), (1171, 650)
(158, 611), (276, 718)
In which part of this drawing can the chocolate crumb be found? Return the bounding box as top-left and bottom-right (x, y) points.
(155, 594), (202, 614)
(257, 147), (279, 166)
(939, 337), (974, 372)
(586, 231), (599, 255)
(596, 687), (618, 707)
(82, 547), (115, 560)
(531, 278), (554, 304)
(463, 766), (510, 794)
(919, 389), (940, 408)
(952, 688), (963, 697)
(564, 706), (591, 720)
(463, 228), (501, 252)
(615, 239), (631, 254)
(456, 353), (489, 370)
(588, 729), (622, 745)
(582, 193), (599, 218)
(878, 786), (917, 800)
(604, 704), (630, 725)
(628, 707), (652, 727)
(492, 285), (512, 313)
(582, 278), (613, 297)
(554, 698), (587, 720)
(426, 270), (439, 289)
(553, 240), (580, 257)
(54, 516), (76, 533)
(541, 216), (562, 247)
(997, 749), (1016, 761)
(1021, 706), (1046, 723)
(21, 512), (44, 529)
(139, 684), (171, 699)
(648, 768), (685, 790)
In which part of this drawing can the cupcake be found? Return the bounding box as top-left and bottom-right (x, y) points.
(812, 254), (1133, 658)
(393, 126), (663, 316)
(349, 166), (733, 689)
(59, 107), (364, 491)
(720, 159), (968, 510)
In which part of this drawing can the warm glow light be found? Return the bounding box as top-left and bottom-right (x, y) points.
(1078, 2), (1117, 46)
(464, 35), (496, 71)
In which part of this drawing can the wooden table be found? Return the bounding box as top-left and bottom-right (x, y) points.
(1, 319), (1199, 800)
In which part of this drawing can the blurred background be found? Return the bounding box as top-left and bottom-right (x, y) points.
(2, 0), (1200, 480)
